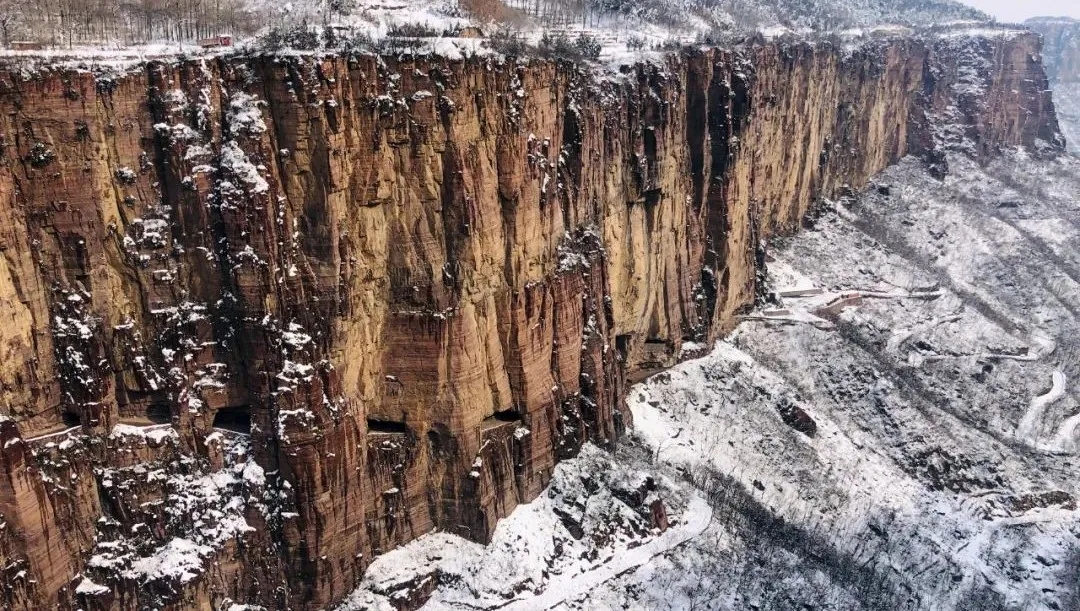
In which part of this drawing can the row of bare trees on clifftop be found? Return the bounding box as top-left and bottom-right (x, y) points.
(0, 0), (262, 48)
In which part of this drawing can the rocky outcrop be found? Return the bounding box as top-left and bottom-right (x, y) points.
(0, 29), (1062, 610)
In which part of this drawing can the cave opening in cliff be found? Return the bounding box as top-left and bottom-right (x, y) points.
(60, 237), (91, 282)
(482, 408), (521, 431)
(367, 418), (409, 435)
(146, 403), (171, 425)
(616, 334), (632, 362)
(61, 410), (81, 428)
(212, 407), (251, 435)
(427, 424), (455, 458)
(491, 409), (520, 422)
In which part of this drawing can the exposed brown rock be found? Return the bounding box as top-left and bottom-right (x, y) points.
(0, 32), (1062, 610)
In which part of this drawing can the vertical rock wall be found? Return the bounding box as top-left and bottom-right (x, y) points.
(0, 32), (1061, 610)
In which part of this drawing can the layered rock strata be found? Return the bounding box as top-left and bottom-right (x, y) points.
(0, 30), (1062, 610)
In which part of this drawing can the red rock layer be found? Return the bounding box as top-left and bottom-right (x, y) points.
(0, 33), (1061, 610)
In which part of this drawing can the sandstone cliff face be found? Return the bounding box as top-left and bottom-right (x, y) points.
(0, 31), (1061, 610)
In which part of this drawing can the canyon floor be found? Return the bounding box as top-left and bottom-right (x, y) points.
(341, 149), (1080, 611)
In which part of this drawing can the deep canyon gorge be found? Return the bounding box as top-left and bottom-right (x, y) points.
(0, 22), (1070, 611)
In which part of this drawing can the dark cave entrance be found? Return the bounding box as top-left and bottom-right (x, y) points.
(615, 334), (632, 362)
(61, 410), (81, 427)
(212, 407), (251, 435)
(482, 408), (522, 432)
(491, 409), (520, 423)
(146, 403), (171, 425)
(367, 419), (409, 435)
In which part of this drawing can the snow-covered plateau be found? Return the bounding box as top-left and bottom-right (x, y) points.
(342, 150), (1080, 610)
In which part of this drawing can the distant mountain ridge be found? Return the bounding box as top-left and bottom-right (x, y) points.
(1026, 17), (1080, 153)
(1026, 16), (1080, 83)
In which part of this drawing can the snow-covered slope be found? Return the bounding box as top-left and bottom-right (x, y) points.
(575, 0), (987, 33)
(338, 443), (709, 611)
(342, 150), (1080, 610)
(240, 0), (995, 57)
(0, 0), (998, 72)
(251, 0), (987, 31)
(616, 152), (1080, 610)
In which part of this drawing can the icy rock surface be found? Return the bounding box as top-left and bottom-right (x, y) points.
(344, 150), (1080, 610)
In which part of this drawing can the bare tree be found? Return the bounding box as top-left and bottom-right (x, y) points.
(3, 0), (261, 47)
(0, 0), (27, 47)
